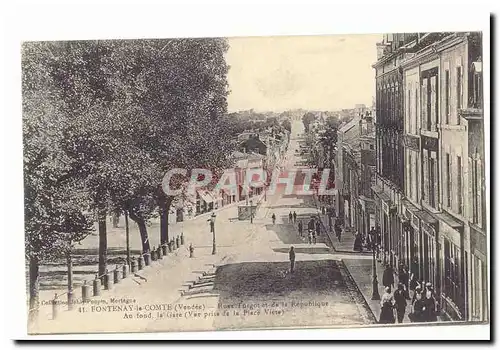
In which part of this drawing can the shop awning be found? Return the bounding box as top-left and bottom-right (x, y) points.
(415, 210), (438, 225)
(197, 190), (214, 203)
(250, 181), (265, 188)
(435, 211), (464, 230)
(378, 191), (392, 204)
(402, 199), (419, 213)
(371, 184), (383, 194)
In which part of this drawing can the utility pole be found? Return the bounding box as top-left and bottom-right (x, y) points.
(210, 213), (216, 255)
(371, 229), (380, 300)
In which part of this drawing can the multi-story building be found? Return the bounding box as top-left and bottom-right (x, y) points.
(380, 31), (488, 322)
(358, 111), (377, 238)
(372, 33), (413, 269)
(335, 115), (361, 228)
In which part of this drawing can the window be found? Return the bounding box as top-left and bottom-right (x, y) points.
(430, 76), (437, 131)
(445, 69), (450, 123)
(471, 65), (483, 109)
(471, 255), (486, 321)
(471, 155), (483, 227)
(457, 156), (463, 215)
(457, 66), (463, 124)
(408, 151), (413, 198)
(422, 78), (428, 130)
(414, 152), (419, 202)
(429, 155), (437, 208)
(423, 151), (429, 201)
(446, 153), (451, 207)
(407, 89), (411, 133)
(415, 88), (418, 132)
(444, 240), (463, 311)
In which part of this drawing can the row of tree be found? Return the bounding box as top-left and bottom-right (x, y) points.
(227, 111), (291, 136)
(23, 39), (232, 319)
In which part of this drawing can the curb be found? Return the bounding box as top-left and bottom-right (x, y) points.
(339, 259), (379, 324)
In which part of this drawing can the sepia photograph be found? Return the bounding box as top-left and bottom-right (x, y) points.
(6, 4), (491, 341)
(20, 30), (489, 336)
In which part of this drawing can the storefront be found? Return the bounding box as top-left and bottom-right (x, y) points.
(415, 210), (438, 292)
(196, 190), (215, 215)
(402, 199), (420, 272)
(438, 212), (465, 321)
(469, 225), (488, 322)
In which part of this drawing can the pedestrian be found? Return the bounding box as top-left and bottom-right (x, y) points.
(409, 286), (425, 323)
(382, 264), (395, 289)
(289, 212), (293, 223)
(335, 224), (342, 242)
(293, 211), (297, 224)
(271, 213), (276, 225)
(394, 283), (407, 323)
(399, 265), (410, 300)
(423, 286), (438, 322)
(353, 232), (363, 252)
(379, 286), (395, 324)
(307, 230), (312, 244)
(189, 243), (194, 258)
(409, 271), (418, 295)
(298, 220), (303, 237)
(312, 230), (317, 244)
(289, 246), (296, 273)
(315, 220), (321, 237)
(308, 217), (315, 233)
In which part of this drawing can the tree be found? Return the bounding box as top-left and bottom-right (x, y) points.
(22, 42), (95, 322)
(113, 38), (232, 248)
(281, 119), (292, 133)
(302, 112), (316, 133)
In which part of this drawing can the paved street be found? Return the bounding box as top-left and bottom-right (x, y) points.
(31, 121), (379, 334)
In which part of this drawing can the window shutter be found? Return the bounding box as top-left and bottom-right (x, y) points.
(423, 152), (428, 201)
(468, 156), (474, 222)
(477, 157), (482, 227)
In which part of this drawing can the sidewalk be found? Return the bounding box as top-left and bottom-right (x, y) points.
(342, 257), (413, 324)
(30, 192), (272, 331)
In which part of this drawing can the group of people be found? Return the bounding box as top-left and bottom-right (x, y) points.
(379, 263), (439, 324)
(297, 216), (322, 244)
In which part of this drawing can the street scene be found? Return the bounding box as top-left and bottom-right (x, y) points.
(23, 33), (488, 335)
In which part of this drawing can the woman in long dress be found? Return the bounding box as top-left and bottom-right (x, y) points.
(379, 287), (396, 324)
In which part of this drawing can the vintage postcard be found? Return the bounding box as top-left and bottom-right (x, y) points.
(22, 32), (489, 335)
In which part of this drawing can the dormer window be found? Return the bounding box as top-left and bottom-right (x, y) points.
(470, 61), (483, 109)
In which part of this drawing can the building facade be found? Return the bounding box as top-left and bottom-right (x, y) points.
(372, 33), (412, 269)
(378, 32), (487, 322)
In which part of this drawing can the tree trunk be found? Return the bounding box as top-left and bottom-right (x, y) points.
(128, 210), (150, 254)
(98, 206), (107, 277)
(159, 197), (173, 245)
(125, 211), (130, 266)
(28, 256), (40, 323)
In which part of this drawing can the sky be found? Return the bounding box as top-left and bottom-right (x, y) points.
(226, 34), (381, 112)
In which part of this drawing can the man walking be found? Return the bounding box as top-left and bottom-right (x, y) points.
(289, 246), (296, 273)
(293, 211), (297, 224)
(383, 264), (395, 289)
(298, 220), (303, 237)
(289, 212), (293, 224)
(315, 220), (321, 237)
(335, 223), (342, 242)
(394, 283), (407, 323)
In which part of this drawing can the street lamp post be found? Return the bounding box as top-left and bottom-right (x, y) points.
(250, 200), (254, 224)
(370, 229), (380, 300)
(209, 213), (216, 255)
